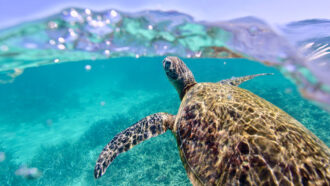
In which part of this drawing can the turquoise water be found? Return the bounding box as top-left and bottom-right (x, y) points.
(0, 57), (329, 185)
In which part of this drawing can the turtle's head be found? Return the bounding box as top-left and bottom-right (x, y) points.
(163, 56), (196, 100)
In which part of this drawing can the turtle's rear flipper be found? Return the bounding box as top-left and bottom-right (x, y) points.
(219, 73), (273, 86)
(94, 112), (175, 179)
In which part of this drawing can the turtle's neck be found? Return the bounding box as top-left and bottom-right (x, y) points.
(180, 82), (197, 100)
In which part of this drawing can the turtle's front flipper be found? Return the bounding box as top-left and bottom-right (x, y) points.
(218, 73), (273, 86)
(94, 112), (175, 179)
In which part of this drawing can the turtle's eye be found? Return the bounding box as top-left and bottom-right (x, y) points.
(163, 57), (180, 80)
(164, 61), (178, 79)
(164, 60), (171, 71)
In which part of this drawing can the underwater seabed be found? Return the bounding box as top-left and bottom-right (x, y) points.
(0, 57), (329, 185)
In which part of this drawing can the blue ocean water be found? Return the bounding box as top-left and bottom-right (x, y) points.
(0, 57), (329, 185)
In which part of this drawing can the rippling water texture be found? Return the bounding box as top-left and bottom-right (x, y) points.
(0, 8), (329, 109)
(0, 57), (329, 185)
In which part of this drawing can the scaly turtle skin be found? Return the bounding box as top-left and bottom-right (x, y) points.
(94, 56), (330, 185)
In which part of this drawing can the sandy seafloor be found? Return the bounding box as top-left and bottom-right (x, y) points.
(0, 57), (329, 185)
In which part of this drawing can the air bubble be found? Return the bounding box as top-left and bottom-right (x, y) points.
(85, 9), (91, 15)
(85, 64), (92, 71)
(110, 10), (118, 17)
(104, 50), (110, 56)
(70, 9), (79, 18)
(15, 165), (42, 179)
(48, 21), (58, 29)
(195, 52), (202, 58)
(68, 29), (77, 37)
(58, 37), (65, 43)
(57, 44), (66, 50)
(86, 16), (92, 21)
(89, 20), (105, 27)
(49, 40), (56, 45)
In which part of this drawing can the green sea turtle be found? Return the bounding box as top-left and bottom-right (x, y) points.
(94, 56), (330, 185)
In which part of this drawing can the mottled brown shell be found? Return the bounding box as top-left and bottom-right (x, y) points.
(173, 83), (330, 186)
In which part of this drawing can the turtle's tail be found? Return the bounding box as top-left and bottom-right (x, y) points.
(94, 112), (175, 179)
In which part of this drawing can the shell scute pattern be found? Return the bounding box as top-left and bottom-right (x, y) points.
(176, 83), (330, 186)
